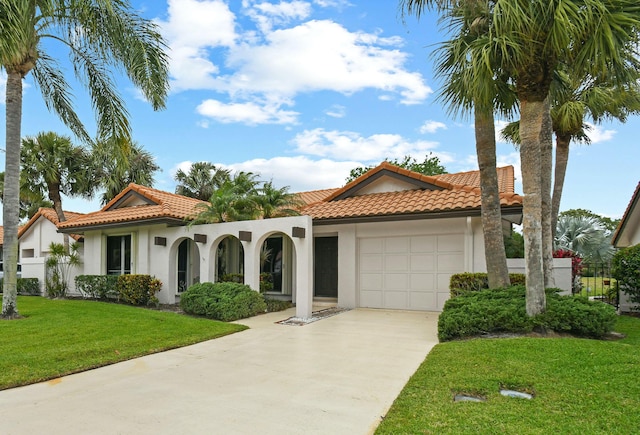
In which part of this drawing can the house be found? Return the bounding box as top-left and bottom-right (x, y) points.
(17, 208), (85, 294)
(48, 162), (529, 319)
(612, 181), (640, 312)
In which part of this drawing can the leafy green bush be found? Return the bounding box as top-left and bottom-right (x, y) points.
(612, 243), (640, 310)
(17, 278), (40, 295)
(116, 275), (162, 306)
(449, 273), (526, 297)
(264, 297), (291, 312)
(75, 275), (119, 300)
(1, 278), (43, 296)
(220, 273), (244, 283)
(180, 282), (266, 321)
(439, 285), (617, 341)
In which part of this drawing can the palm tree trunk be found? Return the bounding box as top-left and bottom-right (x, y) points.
(474, 108), (510, 288)
(540, 98), (555, 288)
(2, 71), (24, 319)
(551, 134), (571, 240)
(520, 98), (546, 316)
(47, 182), (70, 251)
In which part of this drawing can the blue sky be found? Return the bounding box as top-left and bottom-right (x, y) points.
(1, 0), (638, 222)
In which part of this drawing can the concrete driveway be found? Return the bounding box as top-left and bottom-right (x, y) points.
(0, 308), (439, 435)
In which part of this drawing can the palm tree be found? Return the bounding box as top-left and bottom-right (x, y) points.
(92, 138), (160, 205)
(0, 1), (169, 318)
(175, 162), (231, 201)
(555, 215), (615, 262)
(401, 0), (640, 315)
(190, 173), (261, 224)
(20, 132), (92, 224)
(256, 181), (304, 219)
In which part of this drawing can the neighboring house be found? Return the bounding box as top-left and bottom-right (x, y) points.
(17, 208), (85, 295)
(612, 181), (640, 312)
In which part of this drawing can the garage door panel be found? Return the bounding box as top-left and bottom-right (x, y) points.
(359, 234), (464, 311)
(360, 255), (383, 271)
(411, 236), (436, 253)
(385, 237), (409, 253)
(360, 290), (383, 308)
(410, 273), (435, 291)
(361, 273), (383, 290)
(437, 253), (465, 271)
(384, 291), (408, 309)
(384, 273), (408, 290)
(410, 292), (437, 311)
(385, 254), (408, 271)
(438, 234), (464, 252)
(410, 254), (435, 272)
(360, 238), (383, 254)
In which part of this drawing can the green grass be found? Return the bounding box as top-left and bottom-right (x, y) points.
(580, 276), (617, 297)
(0, 296), (247, 390)
(377, 315), (640, 434)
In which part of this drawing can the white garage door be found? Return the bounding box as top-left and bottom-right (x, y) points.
(359, 234), (465, 311)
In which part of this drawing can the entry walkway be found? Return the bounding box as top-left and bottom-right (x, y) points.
(0, 308), (439, 434)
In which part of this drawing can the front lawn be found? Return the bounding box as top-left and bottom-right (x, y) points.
(0, 296), (246, 390)
(376, 315), (640, 434)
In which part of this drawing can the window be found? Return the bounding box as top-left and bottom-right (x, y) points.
(107, 235), (131, 275)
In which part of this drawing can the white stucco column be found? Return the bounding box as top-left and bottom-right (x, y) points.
(243, 240), (259, 292)
(294, 216), (314, 320)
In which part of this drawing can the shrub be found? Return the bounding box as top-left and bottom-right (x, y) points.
(45, 242), (81, 298)
(438, 285), (617, 341)
(180, 282), (266, 321)
(264, 297), (291, 312)
(220, 273), (244, 283)
(116, 275), (162, 306)
(260, 272), (274, 293)
(612, 243), (640, 311)
(554, 249), (584, 294)
(17, 278), (40, 295)
(449, 273), (526, 297)
(75, 275), (119, 300)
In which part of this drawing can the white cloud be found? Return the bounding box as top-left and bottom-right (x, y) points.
(245, 1), (312, 32)
(325, 104), (346, 118)
(223, 156), (359, 191)
(196, 99), (299, 124)
(494, 120), (512, 144)
(419, 120), (447, 134)
(585, 123), (616, 144)
(291, 128), (440, 161)
(157, 0), (237, 91)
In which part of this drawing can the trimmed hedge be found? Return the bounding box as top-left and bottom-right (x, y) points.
(180, 282), (267, 321)
(0, 278), (41, 295)
(449, 272), (526, 297)
(612, 243), (640, 310)
(75, 275), (119, 300)
(438, 285), (617, 341)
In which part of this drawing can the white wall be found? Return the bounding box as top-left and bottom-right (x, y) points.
(506, 258), (572, 295)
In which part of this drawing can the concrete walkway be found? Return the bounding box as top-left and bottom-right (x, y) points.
(0, 308), (439, 435)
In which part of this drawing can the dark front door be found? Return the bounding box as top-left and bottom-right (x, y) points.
(314, 237), (338, 298)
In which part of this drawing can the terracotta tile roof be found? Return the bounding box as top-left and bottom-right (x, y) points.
(297, 188), (339, 206)
(612, 181), (640, 247)
(19, 208), (85, 241)
(58, 184), (207, 232)
(434, 166), (515, 193)
(302, 162), (522, 222)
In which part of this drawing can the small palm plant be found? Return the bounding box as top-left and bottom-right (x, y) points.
(45, 242), (81, 298)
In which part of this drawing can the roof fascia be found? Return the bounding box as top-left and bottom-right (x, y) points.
(58, 217), (187, 234)
(331, 170), (444, 201)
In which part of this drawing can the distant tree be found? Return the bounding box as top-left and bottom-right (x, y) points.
(20, 132), (93, 224)
(504, 229), (525, 259)
(175, 162), (231, 201)
(345, 154), (446, 184)
(92, 138), (160, 205)
(555, 215), (615, 262)
(559, 209), (620, 234)
(0, 172), (53, 220)
(256, 181), (303, 219)
(190, 172), (261, 224)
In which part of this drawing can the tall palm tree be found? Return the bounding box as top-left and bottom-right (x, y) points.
(401, 0), (640, 315)
(92, 138), (160, 205)
(0, 1), (169, 318)
(175, 162), (231, 201)
(20, 132), (92, 224)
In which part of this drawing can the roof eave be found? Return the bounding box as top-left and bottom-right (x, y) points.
(58, 217), (189, 234)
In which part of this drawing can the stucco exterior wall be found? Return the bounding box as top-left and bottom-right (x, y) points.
(506, 258), (573, 295)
